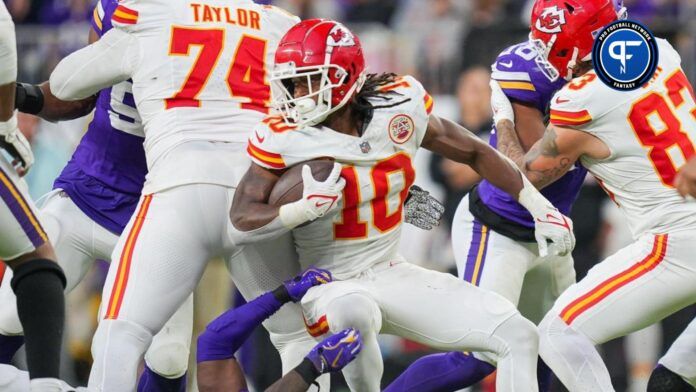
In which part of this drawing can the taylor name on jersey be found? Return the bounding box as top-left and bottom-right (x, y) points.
(248, 75), (433, 279)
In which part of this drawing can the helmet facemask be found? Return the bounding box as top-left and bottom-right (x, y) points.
(271, 61), (366, 128)
(530, 34), (561, 81)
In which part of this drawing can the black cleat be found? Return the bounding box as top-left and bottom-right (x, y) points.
(648, 365), (695, 392)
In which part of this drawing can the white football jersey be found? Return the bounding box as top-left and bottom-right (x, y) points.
(550, 39), (696, 239)
(249, 76), (434, 279)
(109, 0), (299, 193)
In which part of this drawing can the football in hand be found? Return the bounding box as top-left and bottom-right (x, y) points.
(268, 159), (336, 206)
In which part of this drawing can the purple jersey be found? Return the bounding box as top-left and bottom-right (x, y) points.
(53, 0), (146, 235)
(477, 42), (587, 228)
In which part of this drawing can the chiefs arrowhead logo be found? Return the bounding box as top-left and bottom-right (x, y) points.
(327, 24), (356, 47)
(535, 6), (567, 34)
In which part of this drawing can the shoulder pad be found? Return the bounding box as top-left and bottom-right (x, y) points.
(549, 72), (600, 127)
(491, 42), (564, 110)
(246, 116), (297, 169)
(91, 0), (118, 36)
(377, 75), (433, 116)
(111, 0), (170, 33)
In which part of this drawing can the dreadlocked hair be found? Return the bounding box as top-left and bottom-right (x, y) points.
(351, 73), (412, 116)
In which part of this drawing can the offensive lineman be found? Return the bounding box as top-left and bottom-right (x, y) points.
(47, 1), (311, 390)
(493, 0), (696, 389)
(0, 1), (194, 390)
(230, 19), (575, 391)
(0, 3), (70, 391)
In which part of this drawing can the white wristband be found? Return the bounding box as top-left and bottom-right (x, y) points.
(279, 199), (313, 229)
(517, 173), (555, 219)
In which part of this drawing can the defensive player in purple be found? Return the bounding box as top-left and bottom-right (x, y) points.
(197, 267), (362, 392)
(385, 40), (587, 392)
(0, 1), (193, 391)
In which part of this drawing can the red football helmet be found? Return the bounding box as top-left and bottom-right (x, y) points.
(529, 0), (624, 81)
(271, 19), (367, 127)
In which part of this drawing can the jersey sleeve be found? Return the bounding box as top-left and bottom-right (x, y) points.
(261, 5), (301, 34)
(491, 49), (542, 107)
(110, 0), (170, 34)
(50, 28), (139, 100)
(549, 73), (601, 128)
(247, 116), (306, 170)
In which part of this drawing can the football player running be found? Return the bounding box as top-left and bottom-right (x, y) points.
(0, 1), (195, 390)
(229, 19), (575, 392)
(0, 3), (72, 391)
(491, 0), (696, 390)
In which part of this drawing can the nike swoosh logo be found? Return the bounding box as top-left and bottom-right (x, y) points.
(536, 215), (571, 230)
(331, 347), (344, 368)
(498, 60), (513, 68)
(555, 97), (570, 104)
(255, 131), (265, 143)
(308, 194), (338, 209)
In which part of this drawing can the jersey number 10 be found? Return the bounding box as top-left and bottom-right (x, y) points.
(334, 153), (416, 239)
(166, 27), (270, 113)
(629, 70), (696, 187)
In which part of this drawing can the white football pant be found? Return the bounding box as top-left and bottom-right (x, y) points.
(452, 196), (575, 366)
(301, 260), (540, 392)
(539, 231), (696, 391)
(0, 190), (193, 379)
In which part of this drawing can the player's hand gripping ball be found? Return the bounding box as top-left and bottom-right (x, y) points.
(283, 267), (332, 302)
(306, 328), (363, 374)
(404, 185), (445, 230)
(269, 160), (346, 228)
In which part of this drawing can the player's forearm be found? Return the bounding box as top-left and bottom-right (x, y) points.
(423, 115), (525, 199)
(469, 141), (525, 200)
(265, 360), (319, 392)
(229, 200), (291, 245)
(197, 291), (287, 363)
(0, 83), (15, 122)
(197, 359), (248, 392)
(495, 119), (527, 170)
(50, 28), (135, 100)
(15, 82), (95, 122)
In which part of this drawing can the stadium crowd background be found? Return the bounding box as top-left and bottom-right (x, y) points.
(7, 0), (696, 390)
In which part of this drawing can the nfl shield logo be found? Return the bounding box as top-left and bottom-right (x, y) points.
(360, 141), (371, 153)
